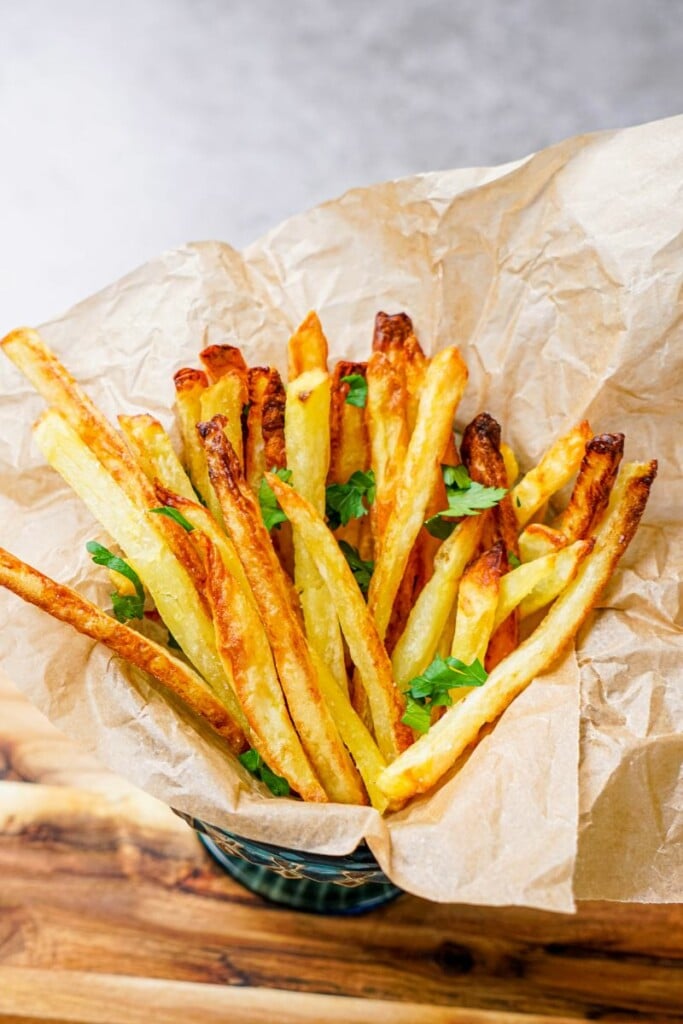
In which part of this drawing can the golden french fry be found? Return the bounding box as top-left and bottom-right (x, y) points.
(245, 367), (287, 490)
(266, 472), (412, 763)
(200, 535), (326, 802)
(200, 369), (248, 470)
(200, 420), (365, 804)
(519, 540), (594, 619)
(519, 523), (569, 562)
(33, 410), (244, 728)
(378, 460), (657, 802)
(372, 311), (428, 434)
(287, 311), (328, 379)
(451, 543), (506, 667)
(553, 432), (624, 541)
(286, 369), (347, 693)
(329, 360), (369, 485)
(500, 442), (519, 488)
(493, 540), (593, 629)
(118, 414), (197, 502)
(0, 544), (248, 753)
(0, 546), (247, 753)
(391, 515), (484, 687)
(368, 346), (469, 641)
(173, 367), (221, 521)
(366, 350), (409, 551)
(512, 421), (592, 528)
(199, 343), (248, 383)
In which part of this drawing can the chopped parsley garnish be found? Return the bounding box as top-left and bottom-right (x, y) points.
(149, 506), (195, 532)
(258, 467), (293, 531)
(401, 654), (488, 734)
(424, 464), (507, 539)
(86, 540), (145, 622)
(239, 749), (290, 797)
(325, 469), (376, 530)
(338, 541), (374, 597)
(516, 496), (522, 508)
(508, 551), (521, 568)
(341, 373), (368, 408)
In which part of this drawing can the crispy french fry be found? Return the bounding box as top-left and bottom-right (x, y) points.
(391, 515), (484, 687)
(33, 410), (245, 728)
(368, 346), (469, 641)
(200, 370), (248, 470)
(512, 421), (592, 528)
(553, 432), (624, 541)
(493, 540), (593, 629)
(500, 442), (519, 488)
(118, 414), (197, 502)
(200, 535), (325, 802)
(200, 420), (365, 803)
(519, 541), (594, 619)
(372, 311), (428, 434)
(451, 543), (506, 667)
(286, 369), (347, 693)
(199, 343), (248, 383)
(174, 367), (220, 520)
(0, 546), (247, 753)
(287, 311), (328, 379)
(519, 523), (569, 562)
(378, 460), (657, 802)
(329, 360), (369, 485)
(366, 350), (409, 550)
(245, 368), (284, 490)
(266, 472), (412, 762)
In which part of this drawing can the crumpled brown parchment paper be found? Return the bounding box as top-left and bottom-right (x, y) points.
(1, 115), (681, 910)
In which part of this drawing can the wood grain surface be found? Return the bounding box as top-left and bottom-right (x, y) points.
(0, 671), (681, 1023)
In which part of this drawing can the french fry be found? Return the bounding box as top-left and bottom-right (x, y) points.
(451, 543), (506, 667)
(372, 311), (428, 433)
(368, 346), (469, 641)
(366, 350), (409, 550)
(553, 432), (624, 541)
(391, 516), (484, 687)
(200, 369), (248, 470)
(118, 414), (197, 502)
(511, 421), (592, 528)
(500, 442), (519, 487)
(173, 367), (220, 520)
(329, 360), (369, 484)
(286, 369), (347, 693)
(266, 472), (412, 762)
(378, 460), (657, 802)
(245, 367), (287, 490)
(199, 343), (247, 383)
(493, 540), (593, 629)
(0, 546), (247, 753)
(200, 535), (325, 802)
(287, 311), (328, 379)
(200, 420), (365, 804)
(519, 523), (569, 562)
(33, 409), (245, 729)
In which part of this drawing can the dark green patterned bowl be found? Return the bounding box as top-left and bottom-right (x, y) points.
(175, 811), (402, 915)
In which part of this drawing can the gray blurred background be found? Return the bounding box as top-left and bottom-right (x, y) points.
(1, 0), (681, 328)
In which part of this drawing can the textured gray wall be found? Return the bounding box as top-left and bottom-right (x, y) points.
(1, 0), (681, 326)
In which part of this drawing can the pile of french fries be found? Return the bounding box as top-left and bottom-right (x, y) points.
(0, 313), (656, 812)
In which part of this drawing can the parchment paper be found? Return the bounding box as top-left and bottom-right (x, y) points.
(1, 115), (681, 909)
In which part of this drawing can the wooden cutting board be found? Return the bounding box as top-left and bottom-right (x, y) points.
(0, 671), (681, 1023)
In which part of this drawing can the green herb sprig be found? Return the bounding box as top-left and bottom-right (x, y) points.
(258, 468), (293, 531)
(341, 373), (368, 408)
(338, 541), (374, 597)
(424, 464), (507, 539)
(401, 654), (488, 734)
(149, 506), (195, 532)
(86, 540), (145, 622)
(239, 749), (290, 796)
(325, 469), (376, 530)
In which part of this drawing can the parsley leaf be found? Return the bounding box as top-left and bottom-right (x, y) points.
(401, 654), (487, 733)
(338, 541), (374, 597)
(238, 749), (290, 797)
(508, 551), (521, 568)
(424, 464), (507, 538)
(86, 540), (145, 622)
(341, 373), (368, 408)
(149, 506), (195, 532)
(325, 469), (376, 530)
(258, 468), (293, 531)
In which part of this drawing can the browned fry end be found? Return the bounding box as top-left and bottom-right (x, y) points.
(173, 367), (209, 392)
(556, 432), (625, 541)
(372, 311), (415, 351)
(199, 344), (248, 382)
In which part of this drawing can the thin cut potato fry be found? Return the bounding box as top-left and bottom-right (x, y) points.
(286, 369), (347, 693)
(201, 535), (325, 802)
(368, 346), (469, 641)
(118, 414), (197, 502)
(553, 432), (624, 541)
(378, 460), (657, 802)
(500, 443), (519, 487)
(199, 343), (248, 383)
(201, 420), (365, 804)
(245, 368), (286, 489)
(287, 311), (328, 379)
(266, 472), (412, 762)
(0, 546), (247, 753)
(451, 543), (506, 666)
(512, 421), (592, 528)
(391, 515), (484, 687)
(174, 367), (221, 521)
(329, 360), (369, 484)
(33, 410), (245, 729)
(519, 523), (569, 562)
(493, 540), (593, 630)
(519, 541), (594, 619)
(366, 350), (409, 550)
(309, 649), (389, 813)
(372, 311), (428, 434)
(200, 370), (248, 470)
